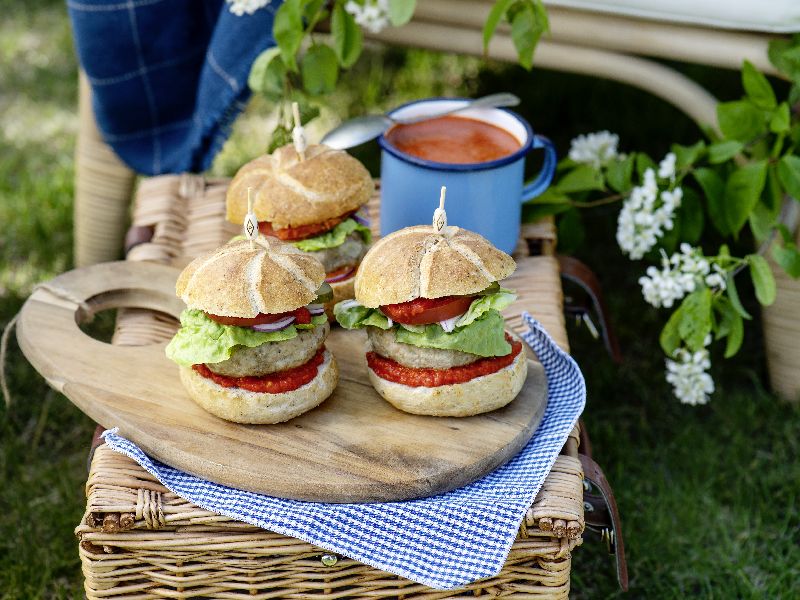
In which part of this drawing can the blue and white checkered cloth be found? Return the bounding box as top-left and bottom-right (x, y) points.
(68, 0), (279, 175)
(103, 313), (585, 590)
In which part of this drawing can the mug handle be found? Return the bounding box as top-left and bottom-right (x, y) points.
(521, 134), (557, 202)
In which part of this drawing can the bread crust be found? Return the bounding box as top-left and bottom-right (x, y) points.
(354, 225), (516, 307)
(176, 237), (325, 317)
(179, 350), (338, 424)
(367, 343), (528, 417)
(226, 144), (374, 228)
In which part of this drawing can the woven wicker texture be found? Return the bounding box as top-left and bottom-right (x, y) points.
(76, 174), (583, 598)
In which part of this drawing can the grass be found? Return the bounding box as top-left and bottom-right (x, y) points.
(1, 1), (799, 598)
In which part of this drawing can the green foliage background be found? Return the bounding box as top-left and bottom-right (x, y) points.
(0, 2), (798, 598)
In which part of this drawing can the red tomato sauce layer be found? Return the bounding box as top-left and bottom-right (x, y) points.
(366, 336), (522, 387)
(193, 347), (326, 393)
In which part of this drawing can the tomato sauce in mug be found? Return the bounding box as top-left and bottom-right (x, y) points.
(385, 115), (521, 164)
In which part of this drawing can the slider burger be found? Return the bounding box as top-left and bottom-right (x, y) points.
(226, 143), (374, 313)
(334, 213), (526, 417)
(165, 236), (338, 424)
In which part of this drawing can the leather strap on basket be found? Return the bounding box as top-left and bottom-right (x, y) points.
(578, 421), (628, 591)
(558, 255), (622, 364)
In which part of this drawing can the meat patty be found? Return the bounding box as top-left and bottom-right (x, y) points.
(366, 326), (479, 369)
(207, 322), (329, 377)
(308, 233), (368, 273)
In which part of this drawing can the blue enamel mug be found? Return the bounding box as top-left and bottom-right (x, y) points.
(377, 98), (557, 254)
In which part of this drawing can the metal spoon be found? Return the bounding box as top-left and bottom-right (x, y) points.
(320, 92), (521, 150)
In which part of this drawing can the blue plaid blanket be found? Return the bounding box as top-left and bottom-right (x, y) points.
(103, 313), (585, 590)
(67, 0), (279, 175)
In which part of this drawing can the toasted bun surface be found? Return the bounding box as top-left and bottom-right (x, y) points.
(226, 144), (374, 228)
(176, 237), (325, 317)
(368, 343), (527, 417)
(179, 350), (338, 424)
(355, 225), (516, 307)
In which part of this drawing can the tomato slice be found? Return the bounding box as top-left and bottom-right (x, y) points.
(381, 295), (476, 325)
(259, 211), (354, 241)
(367, 336), (522, 387)
(206, 307), (311, 327)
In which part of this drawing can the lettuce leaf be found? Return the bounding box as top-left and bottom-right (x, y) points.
(165, 309), (326, 366)
(334, 302), (393, 330)
(293, 218), (371, 252)
(334, 289), (515, 357)
(394, 310), (511, 357)
(456, 289), (515, 327)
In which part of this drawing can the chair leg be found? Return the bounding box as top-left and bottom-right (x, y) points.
(74, 72), (137, 267)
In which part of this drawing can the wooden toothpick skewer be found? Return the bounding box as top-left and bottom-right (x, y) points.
(244, 186), (258, 250)
(291, 101), (306, 161)
(433, 186), (447, 233)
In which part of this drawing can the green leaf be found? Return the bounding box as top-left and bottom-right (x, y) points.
(678, 289), (713, 352)
(482, 0), (516, 52)
(636, 153), (657, 178)
(293, 218), (371, 251)
(267, 125), (292, 153)
(332, 4), (363, 68)
(659, 306), (683, 356)
(301, 44), (339, 95)
(717, 100), (766, 142)
(165, 309), (326, 366)
(726, 273), (752, 320)
(396, 310), (512, 357)
(303, 0), (327, 21)
(724, 311), (744, 358)
(742, 60), (777, 110)
(748, 199), (779, 242)
(770, 102), (791, 133)
(772, 239), (800, 278)
(248, 48), (286, 99)
(554, 164), (605, 193)
(273, 0), (303, 72)
(693, 167), (728, 236)
(768, 38), (800, 80)
(671, 140), (706, 169)
(680, 187), (705, 244)
(708, 140), (744, 164)
(389, 0), (417, 26)
(723, 160), (768, 235)
(510, 3), (541, 71)
(777, 154), (800, 199)
(606, 154), (635, 193)
(455, 289), (516, 328)
(748, 254), (776, 305)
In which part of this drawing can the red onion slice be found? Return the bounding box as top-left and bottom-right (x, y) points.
(307, 303), (326, 315)
(325, 266), (356, 283)
(251, 316), (295, 332)
(352, 213), (370, 227)
(338, 299), (361, 310)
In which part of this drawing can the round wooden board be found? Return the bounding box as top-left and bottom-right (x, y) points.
(17, 261), (548, 503)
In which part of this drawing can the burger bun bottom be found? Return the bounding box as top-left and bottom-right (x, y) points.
(368, 347), (528, 417)
(179, 350), (338, 424)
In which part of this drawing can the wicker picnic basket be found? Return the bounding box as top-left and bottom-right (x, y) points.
(74, 174), (585, 599)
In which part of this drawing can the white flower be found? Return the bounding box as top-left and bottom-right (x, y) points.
(665, 336), (714, 405)
(638, 245), (729, 308)
(346, 0), (391, 34)
(658, 152), (677, 181)
(568, 131), (620, 168)
(226, 0), (271, 16)
(616, 167), (682, 260)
